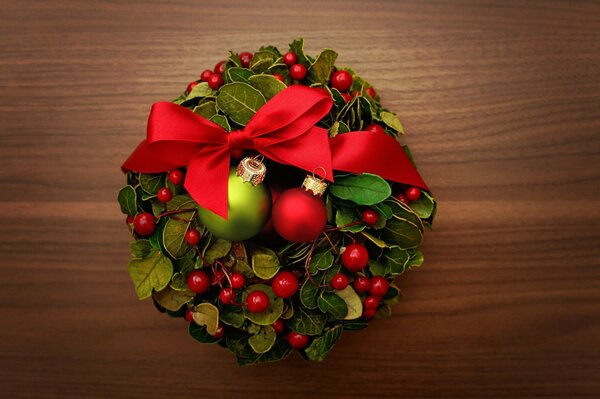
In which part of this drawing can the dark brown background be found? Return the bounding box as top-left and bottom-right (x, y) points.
(1, 1), (599, 398)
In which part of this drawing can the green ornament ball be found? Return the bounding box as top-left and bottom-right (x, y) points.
(199, 167), (271, 241)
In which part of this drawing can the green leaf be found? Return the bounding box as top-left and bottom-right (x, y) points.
(307, 49), (338, 84)
(248, 325), (277, 354)
(380, 111), (405, 134)
(289, 38), (308, 65)
(192, 302), (220, 335)
(210, 114), (231, 132)
(169, 271), (187, 291)
(251, 247), (281, 279)
(330, 173), (391, 205)
(342, 320), (369, 331)
(225, 67), (253, 84)
(368, 259), (386, 276)
(410, 191), (436, 219)
(380, 217), (423, 249)
(216, 83), (266, 126)
(204, 238), (232, 263)
(236, 340), (292, 366)
(130, 240), (152, 259)
(288, 306), (327, 336)
(127, 249), (174, 300)
(162, 210), (195, 259)
(189, 322), (220, 344)
(361, 231), (388, 248)
(333, 286), (363, 320)
(185, 82), (213, 101)
(383, 247), (411, 275)
(305, 324), (343, 362)
(249, 74), (286, 100)
(220, 310), (245, 328)
(308, 249), (334, 275)
(192, 101), (217, 119)
(318, 292), (348, 319)
(299, 277), (320, 309)
(250, 51), (276, 74)
(139, 173), (165, 195)
(153, 286), (194, 311)
(335, 207), (365, 233)
(118, 185), (137, 216)
(387, 199), (424, 230)
(243, 284), (284, 326)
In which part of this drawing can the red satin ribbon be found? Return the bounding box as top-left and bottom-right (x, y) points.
(123, 85), (334, 218)
(123, 85), (428, 219)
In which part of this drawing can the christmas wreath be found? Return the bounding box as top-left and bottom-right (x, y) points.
(118, 39), (436, 365)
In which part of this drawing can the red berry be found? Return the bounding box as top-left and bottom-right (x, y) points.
(353, 275), (371, 294)
(230, 273), (246, 289)
(271, 271), (299, 298)
(133, 213), (156, 237)
(287, 332), (310, 349)
(362, 209), (379, 226)
(157, 187), (172, 203)
(214, 60), (227, 75)
(239, 51), (253, 68)
(341, 92), (352, 102)
(126, 215), (134, 225)
(351, 91), (361, 98)
(331, 70), (353, 92)
(187, 270), (211, 293)
(212, 269), (225, 285)
(395, 193), (409, 205)
(283, 52), (297, 66)
(185, 228), (201, 246)
(364, 296), (380, 310)
(208, 73), (223, 90)
(186, 81), (198, 93)
(369, 276), (390, 297)
(200, 69), (213, 82)
(273, 73), (285, 82)
(362, 308), (376, 320)
(185, 309), (194, 322)
(290, 64), (307, 80)
(364, 123), (386, 135)
(330, 273), (349, 290)
(365, 87), (377, 98)
(272, 319), (285, 334)
(219, 287), (234, 304)
(341, 243), (369, 272)
(405, 187), (422, 202)
(213, 324), (225, 339)
(246, 290), (269, 313)
(168, 169), (184, 185)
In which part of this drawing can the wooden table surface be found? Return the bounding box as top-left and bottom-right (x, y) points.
(1, 1), (599, 398)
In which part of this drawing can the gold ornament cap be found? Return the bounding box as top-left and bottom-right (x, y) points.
(302, 168), (328, 196)
(236, 156), (267, 186)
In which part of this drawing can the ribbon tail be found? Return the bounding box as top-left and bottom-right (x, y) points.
(259, 126), (333, 181)
(122, 139), (182, 173)
(184, 147), (231, 219)
(330, 131), (429, 191)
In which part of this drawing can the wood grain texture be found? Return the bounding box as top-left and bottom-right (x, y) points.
(1, 0), (599, 398)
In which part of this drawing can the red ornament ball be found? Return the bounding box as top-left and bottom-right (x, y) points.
(331, 70), (353, 92)
(200, 69), (213, 82)
(271, 271), (299, 298)
(369, 276), (390, 297)
(239, 51), (253, 68)
(353, 275), (371, 293)
(185, 228), (201, 246)
(246, 290), (269, 313)
(157, 187), (173, 203)
(214, 60), (227, 75)
(230, 272), (246, 289)
(330, 273), (349, 290)
(282, 51), (297, 66)
(341, 243), (369, 272)
(208, 73), (224, 90)
(272, 188), (327, 243)
(187, 270), (211, 294)
(133, 212), (156, 236)
(405, 186), (422, 202)
(168, 169), (184, 185)
(290, 64), (307, 80)
(362, 209), (379, 226)
(287, 332), (310, 349)
(364, 123), (385, 135)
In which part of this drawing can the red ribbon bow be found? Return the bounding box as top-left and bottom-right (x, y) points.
(123, 85), (428, 219)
